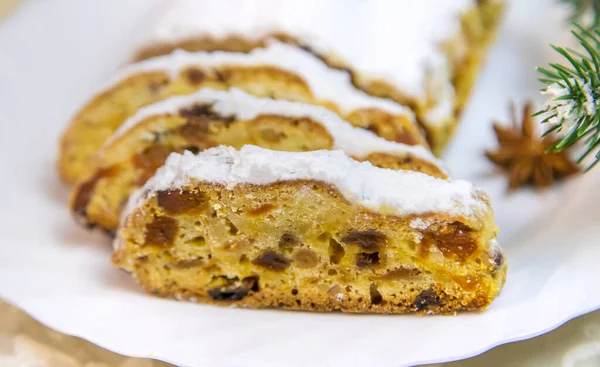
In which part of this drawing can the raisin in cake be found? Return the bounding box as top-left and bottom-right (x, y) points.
(133, 0), (504, 154)
(71, 88), (445, 231)
(113, 146), (506, 314)
(59, 43), (426, 184)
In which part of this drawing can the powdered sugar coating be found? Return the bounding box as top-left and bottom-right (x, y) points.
(409, 218), (431, 230)
(129, 146), (489, 220)
(137, 0), (475, 125)
(141, 0), (471, 99)
(104, 88), (443, 171)
(112, 43), (413, 119)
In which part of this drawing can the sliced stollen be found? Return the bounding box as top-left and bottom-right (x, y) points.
(70, 88), (446, 231)
(113, 145), (506, 314)
(59, 42), (426, 184)
(133, 0), (505, 154)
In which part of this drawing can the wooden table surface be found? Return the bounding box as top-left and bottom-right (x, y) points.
(1, 1), (600, 366)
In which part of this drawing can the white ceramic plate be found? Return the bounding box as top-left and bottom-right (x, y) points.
(1, 1), (599, 366)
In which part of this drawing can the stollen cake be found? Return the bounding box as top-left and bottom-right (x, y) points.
(133, 0), (505, 154)
(71, 88), (446, 231)
(59, 42), (426, 184)
(113, 146), (506, 314)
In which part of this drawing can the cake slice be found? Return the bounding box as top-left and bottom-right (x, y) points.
(113, 146), (506, 314)
(70, 88), (445, 231)
(59, 43), (426, 184)
(133, 0), (505, 154)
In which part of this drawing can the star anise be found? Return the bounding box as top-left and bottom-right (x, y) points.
(485, 102), (579, 190)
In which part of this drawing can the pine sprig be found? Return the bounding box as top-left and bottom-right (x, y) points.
(536, 23), (600, 170)
(561, 0), (600, 28)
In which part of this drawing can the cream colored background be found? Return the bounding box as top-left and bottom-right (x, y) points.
(1, 1), (599, 366)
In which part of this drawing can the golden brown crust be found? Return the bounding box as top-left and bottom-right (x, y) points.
(59, 64), (426, 184)
(131, 2), (504, 156)
(454, 1), (505, 113)
(59, 72), (172, 184)
(133, 32), (326, 64)
(359, 152), (445, 177)
(133, 35), (268, 63)
(70, 107), (446, 231)
(113, 180), (506, 314)
(129, 271), (491, 314)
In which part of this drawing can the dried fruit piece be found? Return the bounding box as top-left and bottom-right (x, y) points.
(451, 275), (482, 291)
(184, 236), (206, 247)
(177, 103), (235, 145)
(207, 276), (259, 301)
(179, 103), (221, 120)
(174, 258), (205, 269)
(247, 204), (275, 216)
(133, 145), (174, 184)
(413, 289), (440, 310)
(356, 252), (380, 268)
(278, 233), (299, 251)
(252, 251), (290, 270)
(375, 266), (422, 280)
(144, 216), (178, 246)
(157, 189), (207, 214)
(292, 249), (319, 268)
(395, 130), (419, 146)
(424, 222), (477, 261)
(178, 118), (211, 143)
(342, 230), (387, 250)
(184, 68), (206, 85)
(226, 219), (239, 235)
(71, 167), (115, 219)
(133, 145), (173, 170)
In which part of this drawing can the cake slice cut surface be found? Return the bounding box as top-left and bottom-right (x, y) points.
(113, 146), (506, 314)
(134, 0), (505, 154)
(70, 88), (445, 231)
(59, 43), (425, 184)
